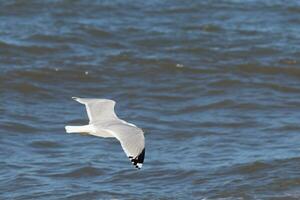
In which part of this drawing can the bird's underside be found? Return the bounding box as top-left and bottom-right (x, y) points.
(65, 97), (145, 169)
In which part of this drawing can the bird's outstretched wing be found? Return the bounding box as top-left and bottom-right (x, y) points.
(72, 97), (118, 123)
(108, 123), (145, 169)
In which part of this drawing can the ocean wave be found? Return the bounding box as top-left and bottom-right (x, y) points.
(221, 156), (300, 176)
(0, 40), (68, 56)
(30, 140), (63, 149)
(50, 166), (105, 178)
(1, 121), (38, 134)
(27, 33), (85, 44)
(235, 64), (300, 78)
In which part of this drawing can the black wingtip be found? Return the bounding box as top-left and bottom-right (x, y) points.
(129, 148), (145, 169)
(137, 148), (145, 164)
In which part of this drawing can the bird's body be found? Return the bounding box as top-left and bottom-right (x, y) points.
(65, 97), (145, 169)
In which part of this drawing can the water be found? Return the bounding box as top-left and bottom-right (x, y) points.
(1, 0), (300, 199)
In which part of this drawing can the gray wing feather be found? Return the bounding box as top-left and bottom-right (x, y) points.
(72, 97), (118, 123)
(108, 123), (145, 158)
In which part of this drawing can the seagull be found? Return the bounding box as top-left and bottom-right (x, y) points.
(65, 97), (145, 169)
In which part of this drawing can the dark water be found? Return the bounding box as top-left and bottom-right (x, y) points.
(1, 0), (300, 199)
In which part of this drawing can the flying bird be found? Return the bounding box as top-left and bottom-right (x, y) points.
(65, 97), (145, 169)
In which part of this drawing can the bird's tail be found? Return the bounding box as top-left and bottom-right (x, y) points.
(65, 125), (91, 133)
